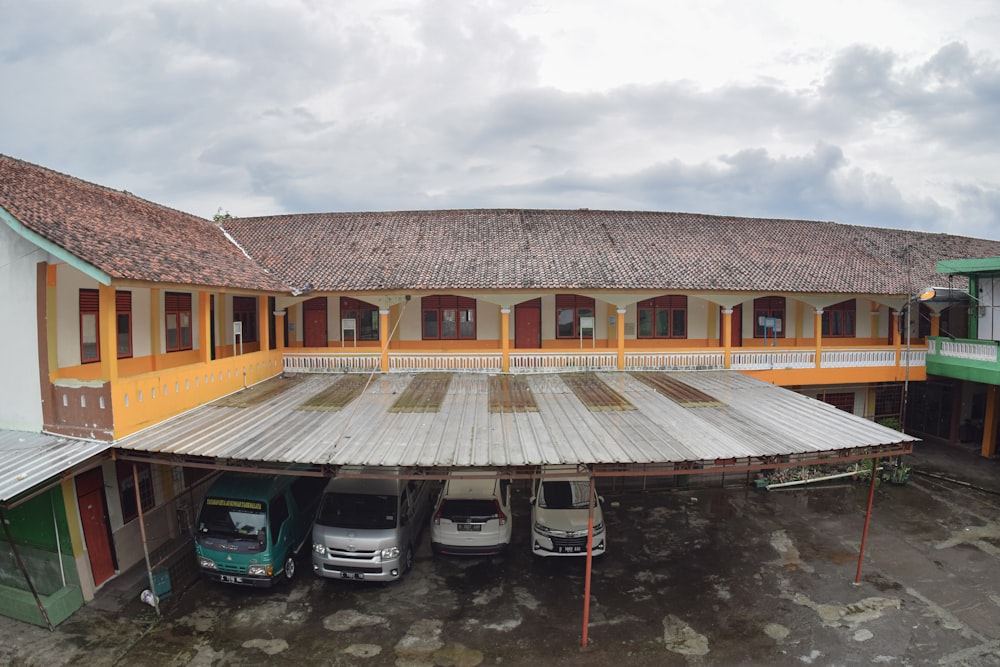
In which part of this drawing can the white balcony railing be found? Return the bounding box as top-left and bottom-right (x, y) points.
(730, 350), (815, 370)
(936, 339), (999, 363)
(509, 352), (618, 372)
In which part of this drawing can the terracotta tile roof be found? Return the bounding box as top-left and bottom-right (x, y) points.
(0, 154), (288, 292)
(223, 209), (1000, 295)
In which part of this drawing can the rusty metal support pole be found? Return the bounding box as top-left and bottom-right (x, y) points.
(854, 457), (879, 584)
(0, 508), (54, 631)
(134, 464), (160, 616)
(582, 474), (596, 647)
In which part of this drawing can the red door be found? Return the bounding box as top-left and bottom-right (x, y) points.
(75, 469), (116, 587)
(721, 304), (742, 347)
(514, 299), (541, 348)
(303, 297), (327, 347)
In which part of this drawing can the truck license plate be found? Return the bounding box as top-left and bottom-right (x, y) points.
(221, 575), (244, 583)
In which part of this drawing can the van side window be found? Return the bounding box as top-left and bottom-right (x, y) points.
(270, 493), (289, 541)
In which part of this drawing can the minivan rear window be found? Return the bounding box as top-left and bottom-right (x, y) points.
(438, 498), (498, 522)
(539, 481), (591, 509)
(316, 492), (397, 529)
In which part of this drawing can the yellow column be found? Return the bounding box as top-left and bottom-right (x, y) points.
(198, 291), (211, 364)
(930, 313), (941, 337)
(814, 309), (823, 369)
(275, 311), (286, 351)
(870, 303), (880, 345)
(501, 308), (510, 373)
(892, 310), (902, 371)
(98, 284), (118, 383)
(982, 385), (999, 458)
(379, 308), (390, 373)
(149, 288), (161, 369)
(616, 308), (626, 370)
(46, 265), (59, 372)
(721, 308), (733, 369)
(257, 296), (270, 352)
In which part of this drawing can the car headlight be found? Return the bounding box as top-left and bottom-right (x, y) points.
(380, 546), (400, 561)
(313, 543), (327, 555)
(247, 564), (271, 576)
(199, 557), (217, 570)
(534, 522), (553, 536)
(592, 522), (605, 534)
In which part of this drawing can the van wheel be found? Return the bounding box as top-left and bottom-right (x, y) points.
(403, 545), (413, 573)
(283, 554), (296, 583)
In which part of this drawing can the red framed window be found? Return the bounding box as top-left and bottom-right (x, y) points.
(754, 296), (786, 339)
(116, 291), (133, 358)
(422, 296), (476, 340)
(233, 296), (259, 343)
(556, 295), (596, 339)
(821, 299), (856, 337)
(819, 392), (855, 413)
(165, 292), (193, 352)
(116, 461), (155, 523)
(341, 297), (380, 341)
(80, 289), (133, 362)
(637, 295), (687, 339)
(79, 289), (100, 363)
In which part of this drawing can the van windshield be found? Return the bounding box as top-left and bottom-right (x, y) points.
(539, 481), (592, 509)
(316, 492), (397, 529)
(198, 497), (267, 540)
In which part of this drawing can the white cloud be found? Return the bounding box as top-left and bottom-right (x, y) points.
(0, 0), (998, 240)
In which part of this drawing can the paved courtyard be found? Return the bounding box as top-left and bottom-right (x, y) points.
(3, 443), (1000, 666)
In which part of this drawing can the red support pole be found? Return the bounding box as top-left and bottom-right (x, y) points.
(581, 475), (596, 647)
(854, 457), (879, 584)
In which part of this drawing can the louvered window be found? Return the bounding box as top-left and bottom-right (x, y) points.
(79, 289), (100, 363)
(233, 296), (258, 344)
(165, 292), (193, 351)
(637, 295), (687, 339)
(422, 296), (476, 340)
(821, 299), (856, 337)
(341, 297), (380, 341)
(754, 296), (786, 339)
(116, 291), (133, 358)
(556, 295), (595, 339)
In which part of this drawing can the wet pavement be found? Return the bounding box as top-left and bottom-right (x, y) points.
(4, 442), (1000, 666)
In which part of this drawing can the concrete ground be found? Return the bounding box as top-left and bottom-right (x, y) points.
(4, 442), (1000, 666)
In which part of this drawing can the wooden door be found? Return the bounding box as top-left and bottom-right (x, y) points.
(75, 468), (116, 587)
(303, 297), (327, 347)
(515, 299), (542, 348)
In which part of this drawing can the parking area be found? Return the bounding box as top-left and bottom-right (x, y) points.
(4, 443), (1000, 666)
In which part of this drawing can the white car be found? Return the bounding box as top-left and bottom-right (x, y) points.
(530, 475), (606, 557)
(431, 473), (512, 556)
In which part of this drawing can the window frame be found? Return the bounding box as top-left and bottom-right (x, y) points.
(116, 461), (155, 523)
(555, 295), (596, 339)
(753, 296), (786, 339)
(340, 297), (381, 341)
(821, 299), (856, 338)
(637, 295), (688, 339)
(232, 296), (259, 344)
(421, 296), (477, 340)
(79, 289), (134, 362)
(165, 292), (193, 352)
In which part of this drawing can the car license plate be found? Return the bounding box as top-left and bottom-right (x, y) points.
(220, 575), (244, 584)
(557, 546), (582, 553)
(341, 572), (365, 580)
(457, 524), (482, 532)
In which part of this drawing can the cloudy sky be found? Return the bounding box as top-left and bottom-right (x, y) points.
(2, 0), (999, 240)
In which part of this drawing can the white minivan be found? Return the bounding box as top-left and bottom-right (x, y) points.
(530, 472), (606, 557)
(431, 472), (512, 556)
(311, 472), (432, 581)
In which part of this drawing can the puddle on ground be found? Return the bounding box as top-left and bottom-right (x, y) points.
(787, 592), (901, 627)
(322, 609), (388, 631)
(241, 638), (288, 655)
(662, 615), (709, 656)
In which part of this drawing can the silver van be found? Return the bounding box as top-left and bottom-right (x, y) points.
(311, 472), (432, 581)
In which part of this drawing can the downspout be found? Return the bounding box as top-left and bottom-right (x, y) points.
(133, 465), (160, 616)
(581, 473), (596, 647)
(0, 508), (55, 631)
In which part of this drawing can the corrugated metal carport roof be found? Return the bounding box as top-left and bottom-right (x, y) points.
(115, 371), (914, 471)
(0, 430), (111, 506)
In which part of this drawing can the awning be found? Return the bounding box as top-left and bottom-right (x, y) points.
(115, 371), (915, 472)
(0, 430), (112, 507)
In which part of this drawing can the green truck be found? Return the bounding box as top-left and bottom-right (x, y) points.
(195, 473), (325, 587)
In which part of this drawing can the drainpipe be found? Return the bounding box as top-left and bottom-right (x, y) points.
(0, 508), (54, 631)
(133, 465), (160, 616)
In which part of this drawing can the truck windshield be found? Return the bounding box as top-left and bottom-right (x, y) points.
(198, 497), (267, 540)
(539, 481), (591, 509)
(315, 492), (397, 529)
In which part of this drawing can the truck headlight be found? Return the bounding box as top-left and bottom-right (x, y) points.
(199, 557), (217, 570)
(380, 546), (400, 561)
(247, 564), (271, 576)
(313, 543), (327, 555)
